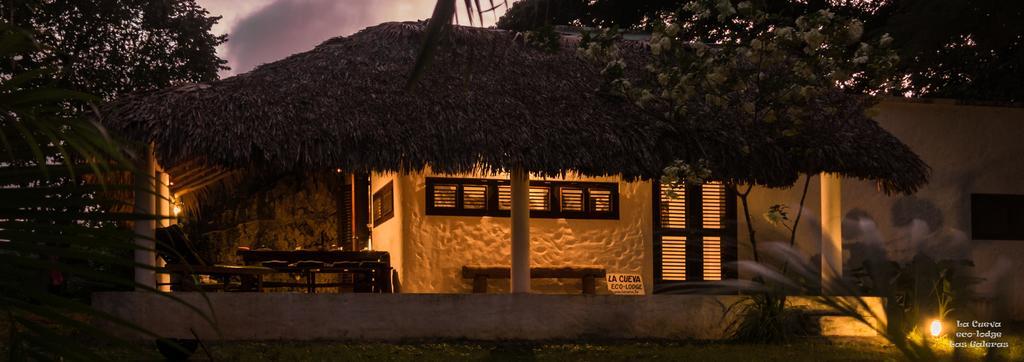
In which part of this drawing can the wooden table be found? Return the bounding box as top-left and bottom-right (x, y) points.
(237, 250), (390, 264)
(236, 250), (393, 293)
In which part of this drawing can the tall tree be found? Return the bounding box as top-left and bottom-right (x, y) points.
(0, 3), (227, 355)
(497, 0), (1024, 103)
(1, 22), (215, 359)
(0, 0), (227, 101)
(872, 0), (1024, 102)
(496, 0), (679, 31)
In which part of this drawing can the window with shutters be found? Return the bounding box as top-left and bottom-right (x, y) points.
(560, 187), (585, 212)
(463, 184), (488, 210)
(971, 193), (1024, 240)
(654, 181), (737, 287)
(372, 181), (394, 226)
(425, 177), (618, 219)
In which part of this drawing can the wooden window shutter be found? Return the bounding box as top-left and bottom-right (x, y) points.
(432, 184), (458, 208)
(560, 187), (585, 212)
(657, 183), (688, 281)
(528, 186), (551, 211)
(701, 183), (727, 281)
(588, 188), (613, 213)
(462, 184), (488, 210)
(655, 181), (736, 285)
(372, 181), (394, 226)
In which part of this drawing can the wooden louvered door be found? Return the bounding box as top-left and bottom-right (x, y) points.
(653, 181), (738, 290)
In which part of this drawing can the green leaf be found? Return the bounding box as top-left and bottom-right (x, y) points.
(407, 0), (456, 89)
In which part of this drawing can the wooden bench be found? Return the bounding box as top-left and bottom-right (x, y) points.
(461, 265), (606, 294)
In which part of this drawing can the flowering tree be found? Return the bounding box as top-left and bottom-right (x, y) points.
(578, 0), (923, 347)
(580, 0), (898, 263)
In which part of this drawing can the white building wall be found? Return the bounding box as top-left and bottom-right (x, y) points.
(371, 168), (654, 294)
(372, 100), (1024, 315)
(847, 100), (1024, 319)
(370, 172), (405, 286)
(738, 99), (1024, 318)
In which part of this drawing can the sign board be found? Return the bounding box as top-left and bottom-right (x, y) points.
(606, 273), (644, 295)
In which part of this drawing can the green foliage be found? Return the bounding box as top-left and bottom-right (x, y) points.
(612, 1), (896, 124)
(850, 253), (979, 340)
(409, 0), (507, 88)
(731, 243), (988, 361)
(0, 0), (227, 101)
(497, 0), (678, 31)
(763, 204), (790, 228)
(726, 293), (806, 343)
(580, 1), (896, 266)
(523, 25), (561, 53)
(502, 0), (1024, 102)
(659, 159), (711, 188)
(580, 1), (899, 189)
(0, 22), (214, 360)
(496, 0), (589, 32)
(873, 0), (1024, 102)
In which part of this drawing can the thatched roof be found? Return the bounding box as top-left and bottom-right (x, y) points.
(102, 21), (670, 180)
(660, 92), (930, 194)
(103, 21), (928, 194)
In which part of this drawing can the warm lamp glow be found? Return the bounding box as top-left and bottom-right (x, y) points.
(172, 204), (182, 216)
(930, 319), (942, 337)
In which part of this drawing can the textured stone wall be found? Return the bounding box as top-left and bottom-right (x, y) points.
(372, 169), (654, 294)
(191, 174), (340, 265)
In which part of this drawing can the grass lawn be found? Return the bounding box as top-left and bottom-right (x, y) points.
(96, 337), (899, 361)
(6, 335), (1024, 361)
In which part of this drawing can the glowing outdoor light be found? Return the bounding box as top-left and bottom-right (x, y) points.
(172, 203), (182, 216)
(929, 319), (942, 337)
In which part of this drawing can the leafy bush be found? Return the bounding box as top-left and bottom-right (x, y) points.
(727, 293), (807, 343)
(0, 22), (214, 360)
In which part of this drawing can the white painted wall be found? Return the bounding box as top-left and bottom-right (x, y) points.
(847, 100), (1024, 319)
(370, 172), (405, 286)
(738, 99), (1024, 318)
(371, 100), (1024, 316)
(371, 168), (654, 294)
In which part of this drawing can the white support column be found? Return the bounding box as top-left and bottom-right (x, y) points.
(133, 146), (157, 290)
(156, 170), (171, 292)
(510, 167), (531, 294)
(820, 173), (843, 293)
(158, 171), (171, 227)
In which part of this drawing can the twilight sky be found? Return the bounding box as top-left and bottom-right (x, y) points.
(198, 0), (508, 77)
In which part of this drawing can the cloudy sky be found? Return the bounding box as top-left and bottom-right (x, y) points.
(198, 0), (508, 77)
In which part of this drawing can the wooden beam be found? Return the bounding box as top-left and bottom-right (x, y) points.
(170, 167), (221, 192)
(175, 171), (234, 197)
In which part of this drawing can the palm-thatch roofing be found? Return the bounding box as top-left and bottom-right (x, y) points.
(102, 21), (669, 181)
(102, 21), (928, 194)
(661, 91), (930, 193)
